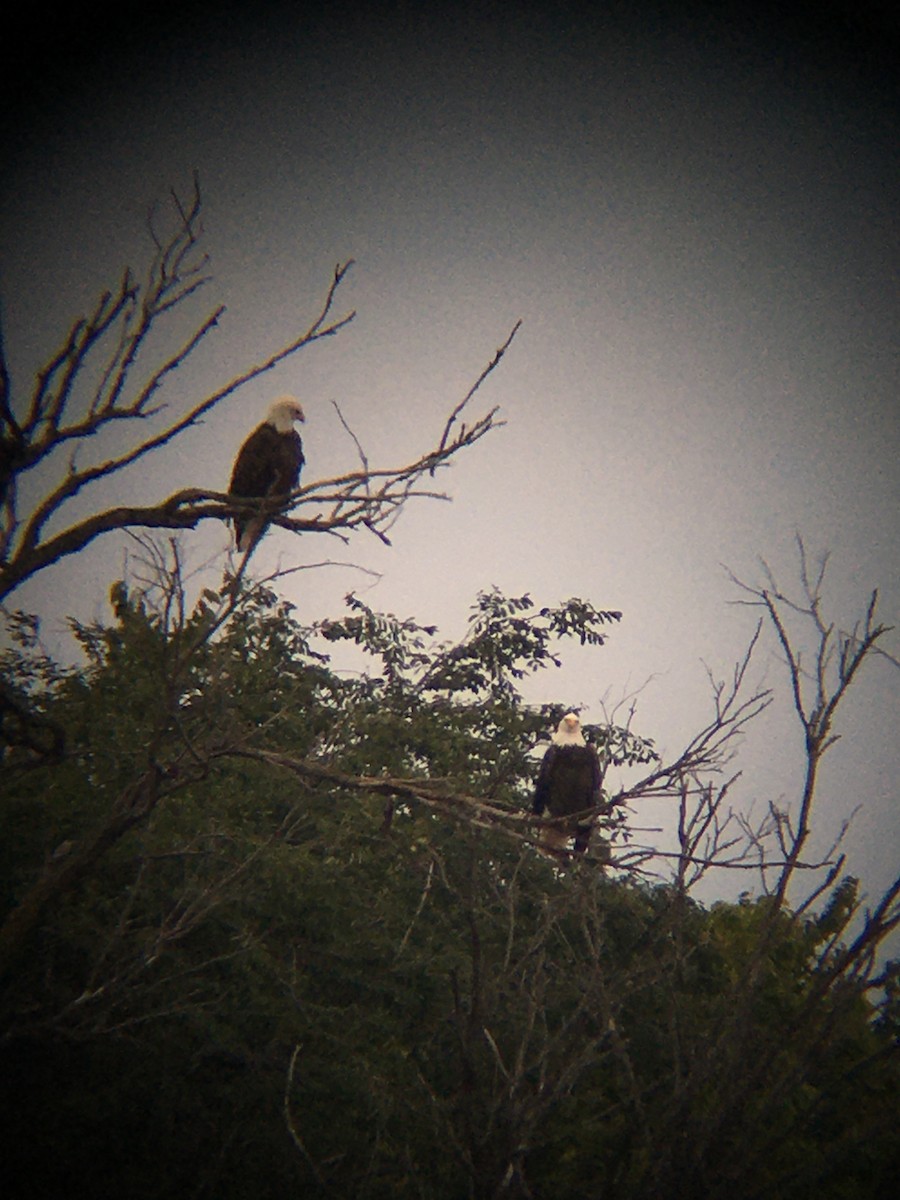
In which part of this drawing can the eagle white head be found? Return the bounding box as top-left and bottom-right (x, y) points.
(266, 395), (305, 433)
(552, 712), (586, 747)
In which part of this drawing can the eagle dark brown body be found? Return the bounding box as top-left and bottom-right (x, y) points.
(229, 398), (305, 553)
(533, 714), (602, 854)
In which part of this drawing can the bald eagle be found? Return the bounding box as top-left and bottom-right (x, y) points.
(229, 397), (305, 553)
(532, 713), (602, 854)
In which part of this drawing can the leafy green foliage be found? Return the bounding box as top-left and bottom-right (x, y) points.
(0, 580), (896, 1199)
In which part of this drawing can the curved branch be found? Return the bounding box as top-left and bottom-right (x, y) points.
(0, 392), (503, 601)
(2, 185), (358, 597)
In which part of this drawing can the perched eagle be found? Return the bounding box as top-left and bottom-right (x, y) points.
(532, 712), (602, 854)
(229, 396), (305, 553)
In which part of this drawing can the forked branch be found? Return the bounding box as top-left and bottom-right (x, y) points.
(0, 180), (518, 602)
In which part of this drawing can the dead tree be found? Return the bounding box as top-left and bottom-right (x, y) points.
(0, 177), (517, 602)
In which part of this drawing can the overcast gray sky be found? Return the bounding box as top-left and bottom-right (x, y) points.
(2, 0), (897, 909)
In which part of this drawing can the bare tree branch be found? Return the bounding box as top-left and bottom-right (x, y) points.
(729, 545), (891, 910)
(433, 319), (521, 469)
(610, 622), (771, 810)
(1, 183), (518, 602)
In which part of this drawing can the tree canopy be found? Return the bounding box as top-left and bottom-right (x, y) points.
(1, 558), (897, 1200)
(1, 189), (897, 1198)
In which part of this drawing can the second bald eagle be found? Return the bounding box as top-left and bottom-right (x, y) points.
(532, 712), (602, 854)
(229, 397), (305, 553)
